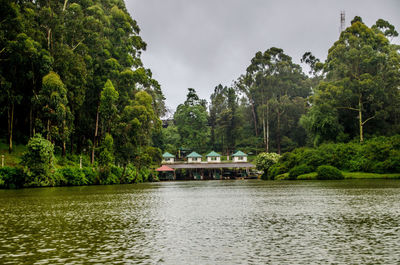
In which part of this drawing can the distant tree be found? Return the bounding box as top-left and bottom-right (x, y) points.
(174, 89), (209, 153)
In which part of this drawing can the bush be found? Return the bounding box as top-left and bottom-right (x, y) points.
(267, 163), (288, 180)
(56, 167), (88, 186)
(0, 167), (25, 188)
(21, 134), (55, 187)
(81, 167), (98, 185)
(289, 164), (313, 180)
(316, 165), (344, 180)
(256, 152), (281, 173)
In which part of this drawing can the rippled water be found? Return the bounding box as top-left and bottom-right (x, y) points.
(1, 180), (400, 264)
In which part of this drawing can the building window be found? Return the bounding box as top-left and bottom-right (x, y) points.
(238, 156), (243, 160)
(211, 157), (217, 161)
(165, 158), (170, 161)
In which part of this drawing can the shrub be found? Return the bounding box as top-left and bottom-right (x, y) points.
(256, 152), (281, 173)
(0, 167), (25, 188)
(56, 167), (88, 186)
(289, 164), (313, 180)
(81, 167), (98, 185)
(267, 163), (288, 180)
(21, 134), (55, 187)
(316, 165), (344, 180)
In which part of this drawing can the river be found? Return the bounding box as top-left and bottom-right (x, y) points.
(1, 180), (400, 264)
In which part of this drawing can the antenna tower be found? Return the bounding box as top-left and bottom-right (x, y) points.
(340, 11), (345, 33)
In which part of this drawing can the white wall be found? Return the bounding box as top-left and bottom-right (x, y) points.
(162, 157), (175, 163)
(188, 157), (201, 163)
(233, 156), (247, 162)
(207, 156), (221, 163)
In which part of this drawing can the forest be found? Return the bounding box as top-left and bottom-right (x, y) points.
(0, 0), (399, 187)
(163, 16), (400, 156)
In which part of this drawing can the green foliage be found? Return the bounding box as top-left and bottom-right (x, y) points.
(0, 167), (24, 188)
(289, 164), (313, 180)
(55, 167), (88, 186)
(267, 163), (288, 180)
(81, 167), (99, 185)
(174, 88), (209, 153)
(100, 80), (119, 133)
(21, 134), (55, 187)
(270, 135), (400, 176)
(316, 165), (344, 180)
(256, 152), (281, 179)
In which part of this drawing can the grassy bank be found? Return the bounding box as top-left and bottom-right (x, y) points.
(281, 171), (400, 180)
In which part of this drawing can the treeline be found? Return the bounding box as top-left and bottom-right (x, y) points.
(0, 1), (165, 174)
(160, 16), (400, 155)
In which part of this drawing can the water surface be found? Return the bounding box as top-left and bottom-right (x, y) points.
(1, 180), (400, 264)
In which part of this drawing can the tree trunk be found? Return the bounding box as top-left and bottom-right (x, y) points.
(47, 119), (50, 141)
(91, 103), (100, 164)
(7, 103), (14, 154)
(262, 110), (267, 152)
(359, 95), (363, 143)
(266, 101), (270, 153)
(250, 99), (258, 136)
(29, 106), (33, 138)
(277, 110), (281, 155)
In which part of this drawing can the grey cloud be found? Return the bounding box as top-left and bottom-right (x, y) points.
(127, 0), (400, 112)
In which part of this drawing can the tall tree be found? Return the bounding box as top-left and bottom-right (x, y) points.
(311, 17), (400, 142)
(174, 89), (209, 153)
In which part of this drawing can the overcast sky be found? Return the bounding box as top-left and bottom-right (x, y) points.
(126, 0), (400, 113)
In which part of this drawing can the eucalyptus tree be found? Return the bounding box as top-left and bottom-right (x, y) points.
(239, 47), (309, 153)
(311, 17), (400, 142)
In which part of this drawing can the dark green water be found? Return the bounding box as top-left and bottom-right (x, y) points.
(1, 180), (400, 264)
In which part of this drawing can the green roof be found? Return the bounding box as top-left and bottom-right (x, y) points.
(206, 151), (221, 157)
(187, 151), (202, 158)
(232, 151), (247, 157)
(162, 152), (175, 158)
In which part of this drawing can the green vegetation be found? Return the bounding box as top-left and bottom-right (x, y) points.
(316, 165), (344, 180)
(0, 0), (164, 188)
(259, 136), (400, 180)
(1, 2), (399, 188)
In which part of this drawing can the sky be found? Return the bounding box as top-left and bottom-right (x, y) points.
(126, 0), (400, 114)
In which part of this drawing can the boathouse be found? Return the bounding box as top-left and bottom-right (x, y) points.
(158, 150), (256, 180)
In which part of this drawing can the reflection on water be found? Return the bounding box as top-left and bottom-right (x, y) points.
(1, 180), (400, 264)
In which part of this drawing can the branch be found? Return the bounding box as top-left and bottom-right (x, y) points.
(337, 106), (359, 112)
(361, 114), (376, 126)
(71, 40), (84, 51)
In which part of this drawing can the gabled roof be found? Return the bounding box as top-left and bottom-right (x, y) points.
(206, 151), (221, 157)
(232, 151), (248, 157)
(187, 151), (202, 158)
(162, 152), (175, 158)
(156, 165), (174, 171)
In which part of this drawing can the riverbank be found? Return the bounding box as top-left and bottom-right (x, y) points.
(276, 171), (400, 180)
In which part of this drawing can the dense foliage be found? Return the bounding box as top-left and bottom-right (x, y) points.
(0, 0), (165, 186)
(316, 165), (344, 180)
(266, 135), (400, 179)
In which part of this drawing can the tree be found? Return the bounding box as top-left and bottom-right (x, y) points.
(312, 17), (400, 142)
(174, 89), (209, 153)
(99, 79), (119, 134)
(239, 47), (309, 153)
(21, 134), (55, 187)
(35, 71), (72, 156)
